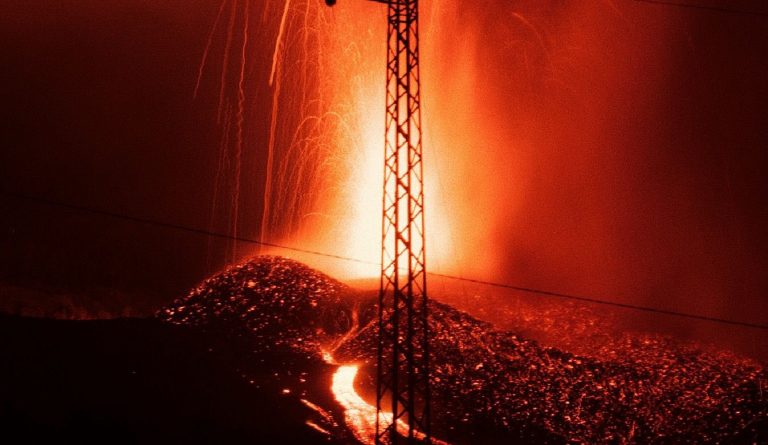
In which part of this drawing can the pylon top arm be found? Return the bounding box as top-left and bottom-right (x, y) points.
(325, 0), (389, 7)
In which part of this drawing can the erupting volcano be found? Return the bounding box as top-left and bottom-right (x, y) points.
(2, 0), (768, 444)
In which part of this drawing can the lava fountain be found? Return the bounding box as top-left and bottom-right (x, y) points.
(197, 0), (496, 281)
(197, 0), (768, 354)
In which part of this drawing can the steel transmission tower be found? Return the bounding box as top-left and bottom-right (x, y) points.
(326, 0), (430, 443)
(377, 0), (430, 443)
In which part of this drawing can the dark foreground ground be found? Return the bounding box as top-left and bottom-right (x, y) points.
(0, 314), (346, 444)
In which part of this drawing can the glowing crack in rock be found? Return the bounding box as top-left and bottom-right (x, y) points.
(331, 365), (448, 445)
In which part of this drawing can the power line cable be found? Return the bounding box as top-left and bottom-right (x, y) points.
(632, 0), (768, 17)
(3, 190), (767, 330)
(428, 272), (768, 330)
(1, 190), (372, 265)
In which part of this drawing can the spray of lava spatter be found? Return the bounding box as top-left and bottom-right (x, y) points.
(193, 0), (492, 280)
(197, 0), (603, 282)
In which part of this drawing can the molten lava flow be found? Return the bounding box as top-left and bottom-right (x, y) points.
(330, 364), (448, 445)
(331, 365), (378, 445)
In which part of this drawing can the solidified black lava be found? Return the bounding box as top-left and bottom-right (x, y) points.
(160, 256), (768, 444)
(162, 255), (357, 352)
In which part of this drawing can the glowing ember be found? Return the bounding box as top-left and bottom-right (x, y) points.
(305, 419), (331, 437)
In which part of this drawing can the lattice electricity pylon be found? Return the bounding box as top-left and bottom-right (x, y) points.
(376, 0), (430, 443)
(325, 0), (430, 443)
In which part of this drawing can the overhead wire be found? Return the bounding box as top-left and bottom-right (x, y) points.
(631, 0), (768, 18)
(3, 190), (767, 330)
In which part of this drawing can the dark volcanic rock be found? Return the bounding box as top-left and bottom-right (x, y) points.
(161, 255), (361, 354)
(340, 300), (768, 444)
(160, 256), (768, 444)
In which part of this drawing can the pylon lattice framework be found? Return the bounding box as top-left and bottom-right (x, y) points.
(376, 0), (430, 443)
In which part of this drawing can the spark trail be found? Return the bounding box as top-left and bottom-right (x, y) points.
(233, 0), (251, 256)
(194, 0), (228, 99)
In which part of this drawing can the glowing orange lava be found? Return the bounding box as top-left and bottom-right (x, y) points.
(331, 365), (378, 445)
(330, 364), (448, 445)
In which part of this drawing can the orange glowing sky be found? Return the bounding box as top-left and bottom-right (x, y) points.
(2, 0), (767, 331)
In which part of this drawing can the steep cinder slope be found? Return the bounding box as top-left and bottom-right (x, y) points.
(161, 256), (768, 444)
